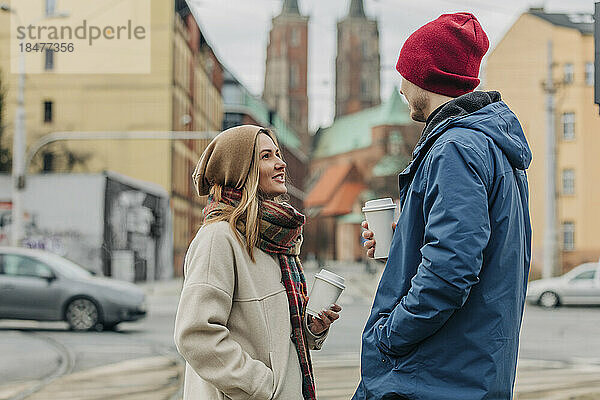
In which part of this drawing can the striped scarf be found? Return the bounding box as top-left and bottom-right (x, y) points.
(203, 188), (316, 400)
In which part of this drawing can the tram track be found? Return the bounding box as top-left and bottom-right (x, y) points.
(7, 330), (76, 400)
(4, 329), (183, 400)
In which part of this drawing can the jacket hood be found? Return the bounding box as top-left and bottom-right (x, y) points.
(415, 91), (532, 170)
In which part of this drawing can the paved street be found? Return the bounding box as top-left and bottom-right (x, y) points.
(0, 281), (181, 400)
(520, 305), (600, 364)
(1, 263), (600, 399)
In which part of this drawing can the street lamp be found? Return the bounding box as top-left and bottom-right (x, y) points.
(0, 4), (69, 246)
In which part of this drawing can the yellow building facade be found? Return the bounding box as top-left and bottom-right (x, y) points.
(0, 0), (223, 275)
(486, 9), (600, 275)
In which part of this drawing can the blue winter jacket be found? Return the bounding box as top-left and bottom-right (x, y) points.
(353, 92), (532, 400)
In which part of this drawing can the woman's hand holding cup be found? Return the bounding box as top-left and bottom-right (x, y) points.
(309, 304), (342, 335)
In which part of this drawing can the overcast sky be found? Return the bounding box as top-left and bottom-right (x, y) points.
(190, 0), (594, 132)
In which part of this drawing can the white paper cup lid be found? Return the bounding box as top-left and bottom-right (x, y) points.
(315, 269), (345, 289)
(362, 198), (396, 212)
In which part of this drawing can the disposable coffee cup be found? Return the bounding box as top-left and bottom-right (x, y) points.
(362, 198), (397, 259)
(306, 269), (345, 318)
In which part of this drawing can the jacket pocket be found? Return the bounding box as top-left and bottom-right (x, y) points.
(391, 345), (420, 372)
(374, 331), (418, 373)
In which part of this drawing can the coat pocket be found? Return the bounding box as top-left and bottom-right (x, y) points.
(259, 289), (290, 399)
(258, 289), (289, 349)
(268, 352), (276, 400)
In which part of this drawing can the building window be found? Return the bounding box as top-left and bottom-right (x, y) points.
(361, 78), (368, 97)
(562, 221), (575, 251)
(289, 106), (298, 126)
(361, 41), (369, 58)
(289, 64), (298, 89)
(290, 28), (300, 47)
(45, 0), (56, 16)
(44, 101), (53, 123)
(388, 130), (403, 156)
(562, 168), (575, 195)
(223, 112), (243, 130)
(42, 152), (54, 172)
(563, 63), (574, 84)
(45, 49), (54, 71)
(561, 112), (575, 140)
(586, 62), (594, 86)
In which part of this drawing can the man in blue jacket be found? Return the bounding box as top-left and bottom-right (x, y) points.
(353, 13), (532, 400)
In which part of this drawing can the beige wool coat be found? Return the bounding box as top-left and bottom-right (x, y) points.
(174, 221), (327, 400)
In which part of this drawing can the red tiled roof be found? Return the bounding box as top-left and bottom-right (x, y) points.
(304, 163), (353, 208)
(321, 182), (367, 217)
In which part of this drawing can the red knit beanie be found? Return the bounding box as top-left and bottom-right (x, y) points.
(396, 12), (489, 97)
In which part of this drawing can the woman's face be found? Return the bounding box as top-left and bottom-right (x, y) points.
(257, 133), (287, 198)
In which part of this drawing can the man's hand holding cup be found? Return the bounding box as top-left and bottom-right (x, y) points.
(362, 220), (397, 260)
(361, 198), (398, 260)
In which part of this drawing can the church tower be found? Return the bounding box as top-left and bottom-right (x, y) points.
(335, 0), (381, 118)
(263, 0), (310, 152)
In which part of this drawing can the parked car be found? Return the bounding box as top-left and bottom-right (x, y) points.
(526, 261), (600, 308)
(0, 247), (146, 331)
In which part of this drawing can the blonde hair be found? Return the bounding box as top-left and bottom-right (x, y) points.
(205, 131), (264, 261)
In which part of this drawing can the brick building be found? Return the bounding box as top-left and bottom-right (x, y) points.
(335, 0), (381, 118)
(263, 0), (310, 154)
(304, 89), (421, 261)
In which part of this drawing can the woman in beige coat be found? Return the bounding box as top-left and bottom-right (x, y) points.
(174, 125), (341, 400)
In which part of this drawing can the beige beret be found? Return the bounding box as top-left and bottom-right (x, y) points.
(192, 125), (279, 196)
